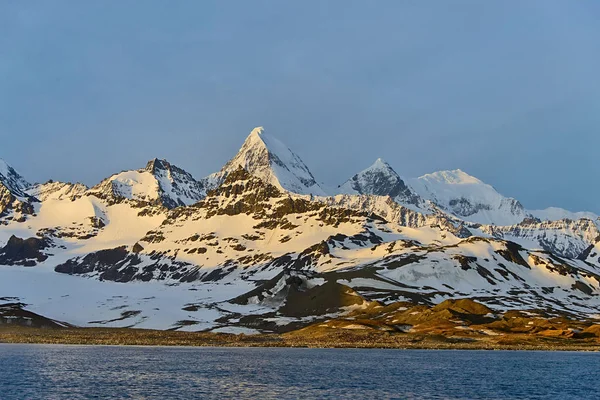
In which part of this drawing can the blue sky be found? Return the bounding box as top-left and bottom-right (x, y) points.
(1, 1), (599, 213)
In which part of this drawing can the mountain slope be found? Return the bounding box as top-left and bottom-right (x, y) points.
(88, 158), (205, 209)
(206, 127), (327, 196)
(2, 165), (595, 332)
(480, 217), (600, 260)
(28, 181), (88, 202)
(1, 128), (599, 334)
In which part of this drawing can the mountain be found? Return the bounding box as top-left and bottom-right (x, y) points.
(407, 169), (527, 226)
(338, 158), (420, 205)
(2, 164), (599, 333)
(530, 207), (599, 223)
(338, 162), (599, 228)
(478, 217), (600, 259)
(1, 127), (600, 336)
(88, 158), (205, 209)
(206, 127), (327, 196)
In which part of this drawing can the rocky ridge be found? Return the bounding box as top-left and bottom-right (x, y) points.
(0, 127), (599, 334)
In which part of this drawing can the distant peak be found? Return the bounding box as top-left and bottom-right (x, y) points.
(0, 158), (30, 193)
(0, 158), (11, 175)
(250, 126), (265, 137)
(357, 158), (396, 176)
(145, 158), (171, 173)
(338, 157), (416, 200)
(209, 126), (326, 196)
(238, 127), (271, 153)
(420, 169), (482, 185)
(371, 158), (390, 169)
(245, 126), (266, 144)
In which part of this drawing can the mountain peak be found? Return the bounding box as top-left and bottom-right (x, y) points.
(145, 158), (171, 174)
(420, 169), (483, 185)
(207, 127), (327, 196)
(369, 158), (391, 170)
(240, 126), (270, 151)
(0, 158), (31, 196)
(89, 159), (205, 209)
(247, 126), (265, 140)
(339, 159), (417, 203)
(408, 169), (525, 224)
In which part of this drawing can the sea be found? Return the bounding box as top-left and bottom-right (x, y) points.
(0, 344), (598, 399)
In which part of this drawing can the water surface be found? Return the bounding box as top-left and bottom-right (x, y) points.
(0, 344), (598, 399)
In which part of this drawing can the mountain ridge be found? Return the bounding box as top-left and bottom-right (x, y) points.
(1, 127), (599, 334)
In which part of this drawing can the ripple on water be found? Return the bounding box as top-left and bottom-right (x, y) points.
(0, 345), (598, 399)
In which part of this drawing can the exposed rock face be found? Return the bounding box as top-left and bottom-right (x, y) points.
(0, 160), (36, 220)
(0, 184), (15, 216)
(54, 246), (199, 283)
(324, 195), (427, 227)
(0, 185), (36, 220)
(339, 158), (419, 205)
(322, 194), (472, 237)
(205, 127), (327, 196)
(0, 303), (69, 328)
(145, 158), (206, 208)
(0, 235), (51, 266)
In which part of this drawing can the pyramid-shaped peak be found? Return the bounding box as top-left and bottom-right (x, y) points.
(0, 158), (15, 179)
(357, 158), (398, 178)
(241, 126), (271, 149)
(370, 158), (393, 169)
(145, 158), (172, 173)
(240, 126), (289, 155)
(206, 126), (327, 196)
(339, 158), (417, 202)
(0, 158), (31, 195)
(248, 126), (265, 139)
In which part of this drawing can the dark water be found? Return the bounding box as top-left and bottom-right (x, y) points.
(0, 345), (598, 399)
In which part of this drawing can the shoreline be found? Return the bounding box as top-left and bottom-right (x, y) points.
(2, 327), (600, 352)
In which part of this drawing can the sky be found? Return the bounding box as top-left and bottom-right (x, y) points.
(1, 1), (599, 213)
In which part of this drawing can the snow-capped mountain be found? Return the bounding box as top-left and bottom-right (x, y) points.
(530, 207), (599, 223)
(479, 217), (600, 259)
(337, 159), (598, 228)
(1, 127), (599, 334)
(407, 169), (527, 226)
(206, 127), (327, 196)
(338, 158), (420, 205)
(88, 158), (205, 209)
